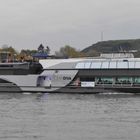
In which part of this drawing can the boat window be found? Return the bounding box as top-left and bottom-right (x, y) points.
(101, 61), (109, 69)
(75, 62), (85, 69)
(80, 76), (95, 81)
(91, 62), (101, 69)
(135, 62), (140, 68)
(116, 77), (132, 84)
(96, 77), (113, 84)
(109, 61), (117, 69)
(117, 61), (128, 69)
(84, 62), (91, 68)
(134, 77), (140, 84)
(102, 77), (113, 84)
(128, 61), (135, 68)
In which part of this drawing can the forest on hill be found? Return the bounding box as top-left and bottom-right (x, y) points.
(81, 39), (140, 57)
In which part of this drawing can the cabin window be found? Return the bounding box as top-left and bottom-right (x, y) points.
(101, 62), (109, 69)
(135, 62), (140, 68)
(84, 62), (91, 68)
(96, 77), (113, 84)
(75, 62), (85, 69)
(128, 61), (135, 68)
(134, 77), (140, 84)
(80, 76), (95, 82)
(76, 60), (140, 69)
(116, 77), (132, 84)
(109, 61), (117, 69)
(117, 61), (128, 69)
(91, 62), (101, 69)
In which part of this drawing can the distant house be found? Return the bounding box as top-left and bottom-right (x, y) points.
(100, 53), (134, 58)
(33, 52), (48, 59)
(0, 51), (15, 62)
(32, 44), (48, 60)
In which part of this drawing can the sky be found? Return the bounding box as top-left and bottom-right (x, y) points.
(0, 0), (140, 54)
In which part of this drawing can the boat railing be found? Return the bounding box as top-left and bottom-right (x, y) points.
(95, 83), (138, 87)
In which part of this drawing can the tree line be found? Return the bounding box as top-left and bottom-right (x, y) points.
(0, 44), (86, 60)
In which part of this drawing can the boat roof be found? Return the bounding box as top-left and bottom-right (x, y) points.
(40, 58), (140, 70)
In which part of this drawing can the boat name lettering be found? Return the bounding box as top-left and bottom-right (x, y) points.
(63, 76), (71, 80)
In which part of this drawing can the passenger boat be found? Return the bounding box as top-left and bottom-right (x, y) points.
(38, 53), (140, 93)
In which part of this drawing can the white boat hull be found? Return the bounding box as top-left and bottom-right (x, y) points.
(0, 75), (47, 93)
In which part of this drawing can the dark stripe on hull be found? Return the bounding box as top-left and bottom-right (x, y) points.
(46, 86), (140, 94)
(0, 86), (22, 93)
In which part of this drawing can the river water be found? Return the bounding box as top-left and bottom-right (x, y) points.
(0, 92), (140, 140)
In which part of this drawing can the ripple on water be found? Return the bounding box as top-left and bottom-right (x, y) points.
(0, 92), (139, 140)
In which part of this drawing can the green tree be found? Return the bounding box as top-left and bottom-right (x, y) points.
(1, 45), (18, 55)
(19, 49), (38, 61)
(45, 46), (50, 54)
(55, 45), (84, 58)
(20, 49), (37, 56)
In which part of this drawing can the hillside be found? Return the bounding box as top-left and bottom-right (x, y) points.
(81, 39), (140, 57)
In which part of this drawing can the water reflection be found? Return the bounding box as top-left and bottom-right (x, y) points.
(95, 92), (140, 99)
(0, 92), (139, 101)
(37, 92), (140, 102)
(0, 92), (43, 100)
(0, 93), (24, 100)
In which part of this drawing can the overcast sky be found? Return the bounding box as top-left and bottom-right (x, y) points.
(0, 0), (140, 53)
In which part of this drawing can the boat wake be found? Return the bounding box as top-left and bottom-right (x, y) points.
(98, 92), (134, 95)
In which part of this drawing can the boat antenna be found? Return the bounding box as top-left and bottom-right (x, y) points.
(101, 31), (103, 42)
